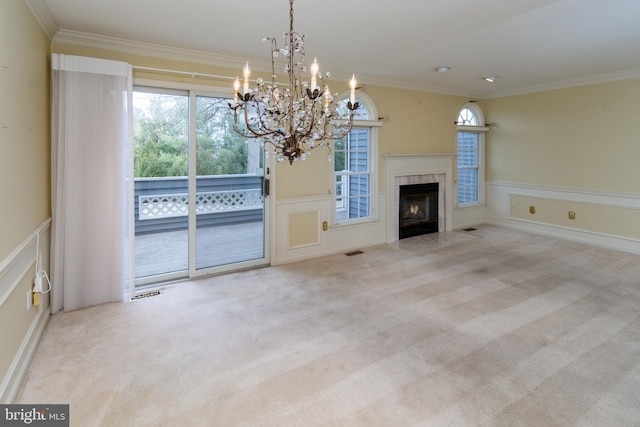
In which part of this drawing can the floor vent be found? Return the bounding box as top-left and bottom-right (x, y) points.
(463, 227), (477, 232)
(345, 250), (364, 256)
(130, 290), (162, 301)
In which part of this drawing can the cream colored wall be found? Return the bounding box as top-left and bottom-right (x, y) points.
(288, 211), (319, 247)
(1, 1), (51, 260)
(484, 79), (640, 192)
(372, 87), (467, 154)
(367, 86), (469, 191)
(484, 79), (640, 245)
(0, 0), (51, 400)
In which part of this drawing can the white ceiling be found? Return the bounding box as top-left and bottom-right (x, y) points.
(40, 0), (640, 97)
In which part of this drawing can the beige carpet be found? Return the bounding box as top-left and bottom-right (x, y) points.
(15, 225), (640, 426)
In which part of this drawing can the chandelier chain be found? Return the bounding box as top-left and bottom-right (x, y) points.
(289, 0), (294, 34)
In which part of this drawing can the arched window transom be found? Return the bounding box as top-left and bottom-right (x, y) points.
(458, 108), (479, 126)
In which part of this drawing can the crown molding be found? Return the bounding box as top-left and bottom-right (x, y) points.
(24, 0), (58, 38)
(354, 75), (486, 99)
(51, 29), (640, 100)
(51, 29), (483, 98)
(485, 68), (640, 98)
(52, 29), (251, 72)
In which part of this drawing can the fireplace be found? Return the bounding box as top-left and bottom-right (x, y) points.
(385, 154), (454, 243)
(399, 183), (439, 239)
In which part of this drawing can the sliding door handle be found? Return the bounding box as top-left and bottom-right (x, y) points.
(263, 178), (270, 197)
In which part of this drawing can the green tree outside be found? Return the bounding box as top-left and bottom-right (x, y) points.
(133, 91), (251, 177)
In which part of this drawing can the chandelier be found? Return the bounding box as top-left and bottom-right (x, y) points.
(229, 0), (359, 165)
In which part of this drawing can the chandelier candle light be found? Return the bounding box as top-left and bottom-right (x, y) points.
(229, 0), (359, 165)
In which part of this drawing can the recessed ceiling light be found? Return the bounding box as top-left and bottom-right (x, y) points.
(484, 76), (497, 83)
(435, 66), (450, 73)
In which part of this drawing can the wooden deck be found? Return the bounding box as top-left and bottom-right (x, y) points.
(134, 221), (264, 279)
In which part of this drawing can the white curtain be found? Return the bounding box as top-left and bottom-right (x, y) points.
(50, 54), (133, 313)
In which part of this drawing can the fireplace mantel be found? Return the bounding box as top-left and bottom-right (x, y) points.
(385, 153), (455, 242)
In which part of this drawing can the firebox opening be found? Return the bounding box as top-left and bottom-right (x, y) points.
(399, 182), (439, 239)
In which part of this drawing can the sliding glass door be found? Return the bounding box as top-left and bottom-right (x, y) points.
(133, 87), (268, 287)
(191, 94), (266, 274)
(133, 88), (190, 283)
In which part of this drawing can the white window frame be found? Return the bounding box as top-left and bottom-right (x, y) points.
(456, 103), (488, 207)
(331, 91), (382, 226)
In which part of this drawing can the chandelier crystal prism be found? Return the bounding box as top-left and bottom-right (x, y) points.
(229, 0), (359, 165)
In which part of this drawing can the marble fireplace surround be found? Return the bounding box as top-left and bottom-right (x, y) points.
(385, 154), (455, 243)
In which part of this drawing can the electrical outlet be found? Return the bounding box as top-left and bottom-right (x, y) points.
(568, 211), (576, 220)
(529, 206), (536, 214)
(322, 221), (328, 231)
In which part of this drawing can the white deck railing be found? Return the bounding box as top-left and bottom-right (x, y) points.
(139, 189), (263, 220)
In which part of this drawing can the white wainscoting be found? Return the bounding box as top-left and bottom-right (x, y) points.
(486, 181), (640, 254)
(272, 194), (387, 265)
(273, 181), (640, 264)
(453, 200), (487, 230)
(0, 217), (51, 402)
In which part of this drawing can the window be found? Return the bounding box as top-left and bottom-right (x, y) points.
(333, 93), (381, 224)
(334, 128), (370, 221)
(457, 131), (480, 204)
(456, 104), (487, 206)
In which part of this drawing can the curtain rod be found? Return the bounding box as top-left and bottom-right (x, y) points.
(132, 65), (235, 81)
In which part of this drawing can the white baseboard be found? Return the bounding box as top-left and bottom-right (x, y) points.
(485, 219), (640, 255)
